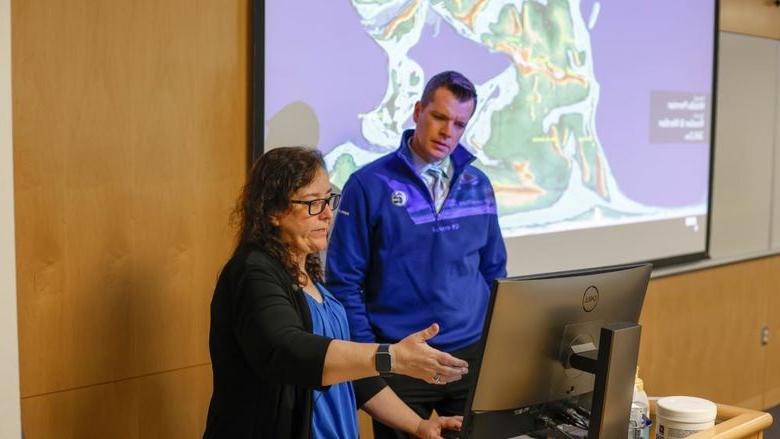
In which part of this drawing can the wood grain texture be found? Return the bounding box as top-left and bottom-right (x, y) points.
(639, 256), (780, 410)
(12, 0), (248, 397)
(21, 364), (213, 439)
(721, 0), (780, 40)
(763, 256), (780, 408)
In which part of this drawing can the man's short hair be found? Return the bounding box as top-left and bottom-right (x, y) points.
(420, 71), (477, 107)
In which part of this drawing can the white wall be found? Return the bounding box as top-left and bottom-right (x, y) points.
(709, 33), (779, 259)
(0, 0), (22, 436)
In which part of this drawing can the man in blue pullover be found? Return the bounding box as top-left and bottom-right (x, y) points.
(326, 71), (507, 438)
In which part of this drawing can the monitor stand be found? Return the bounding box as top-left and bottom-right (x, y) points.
(569, 322), (641, 439)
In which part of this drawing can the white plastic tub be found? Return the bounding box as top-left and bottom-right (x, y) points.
(655, 396), (717, 438)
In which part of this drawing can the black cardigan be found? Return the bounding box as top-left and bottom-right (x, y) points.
(202, 245), (333, 439)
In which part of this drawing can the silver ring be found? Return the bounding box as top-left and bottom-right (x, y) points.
(433, 373), (441, 384)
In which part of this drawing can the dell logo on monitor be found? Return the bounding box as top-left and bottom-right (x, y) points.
(582, 286), (599, 312)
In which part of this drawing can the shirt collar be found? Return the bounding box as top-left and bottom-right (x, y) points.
(406, 136), (451, 178)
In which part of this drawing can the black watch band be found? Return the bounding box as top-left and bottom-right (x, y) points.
(375, 343), (393, 377)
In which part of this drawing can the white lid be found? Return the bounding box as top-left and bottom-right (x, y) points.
(657, 396), (717, 423)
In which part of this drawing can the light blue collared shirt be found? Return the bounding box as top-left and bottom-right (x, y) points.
(406, 138), (453, 211)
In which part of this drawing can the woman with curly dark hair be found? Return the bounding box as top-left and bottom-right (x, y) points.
(203, 147), (467, 439)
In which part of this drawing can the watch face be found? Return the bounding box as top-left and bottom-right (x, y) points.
(376, 345), (392, 374)
(376, 354), (392, 373)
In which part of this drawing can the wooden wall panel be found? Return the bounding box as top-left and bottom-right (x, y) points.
(21, 365), (212, 439)
(764, 258), (780, 408)
(12, 0), (247, 398)
(639, 256), (780, 410)
(720, 0), (780, 40)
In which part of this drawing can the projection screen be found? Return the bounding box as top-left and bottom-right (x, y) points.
(260, 0), (718, 275)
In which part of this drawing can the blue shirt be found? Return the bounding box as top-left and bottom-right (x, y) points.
(306, 284), (359, 439)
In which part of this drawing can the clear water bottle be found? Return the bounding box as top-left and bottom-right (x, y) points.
(628, 375), (650, 439)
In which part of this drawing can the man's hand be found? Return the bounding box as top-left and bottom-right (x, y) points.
(415, 416), (463, 439)
(390, 323), (469, 384)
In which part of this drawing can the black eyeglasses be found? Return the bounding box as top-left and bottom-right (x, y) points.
(290, 193), (341, 216)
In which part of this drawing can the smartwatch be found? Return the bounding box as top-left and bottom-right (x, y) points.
(375, 343), (393, 377)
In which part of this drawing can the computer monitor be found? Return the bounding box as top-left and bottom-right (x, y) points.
(459, 262), (652, 438)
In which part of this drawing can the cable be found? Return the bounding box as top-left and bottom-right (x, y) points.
(536, 413), (581, 439)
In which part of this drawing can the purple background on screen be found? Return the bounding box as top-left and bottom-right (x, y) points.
(585, 0), (714, 206)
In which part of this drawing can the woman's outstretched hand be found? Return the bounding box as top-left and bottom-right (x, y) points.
(390, 323), (469, 385)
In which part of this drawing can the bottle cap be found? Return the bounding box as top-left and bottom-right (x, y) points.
(635, 366), (644, 391)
